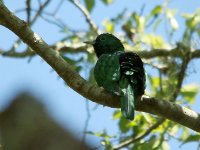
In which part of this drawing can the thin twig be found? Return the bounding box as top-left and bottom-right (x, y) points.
(82, 63), (92, 143)
(69, 0), (99, 34)
(30, 0), (51, 25)
(53, 0), (64, 16)
(8, 0), (51, 52)
(171, 47), (191, 101)
(40, 14), (66, 29)
(26, 0), (31, 24)
(82, 99), (91, 143)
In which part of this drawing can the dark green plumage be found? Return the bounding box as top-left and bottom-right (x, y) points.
(85, 33), (146, 120)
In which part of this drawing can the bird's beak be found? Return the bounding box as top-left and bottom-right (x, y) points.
(84, 40), (96, 45)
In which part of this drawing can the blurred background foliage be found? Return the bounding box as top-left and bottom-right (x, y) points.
(0, 0), (200, 150)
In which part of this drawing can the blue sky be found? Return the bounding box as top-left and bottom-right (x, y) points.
(0, 0), (200, 149)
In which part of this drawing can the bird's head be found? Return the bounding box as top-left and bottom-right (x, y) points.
(84, 33), (124, 58)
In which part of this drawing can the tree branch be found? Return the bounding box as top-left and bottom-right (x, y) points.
(2, 42), (200, 60)
(136, 48), (200, 59)
(0, 2), (200, 132)
(0, 43), (89, 58)
(113, 118), (165, 149)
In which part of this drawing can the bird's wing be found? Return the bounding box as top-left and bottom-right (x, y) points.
(94, 52), (121, 93)
(119, 52), (146, 95)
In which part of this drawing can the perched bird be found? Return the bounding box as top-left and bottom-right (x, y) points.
(85, 33), (146, 120)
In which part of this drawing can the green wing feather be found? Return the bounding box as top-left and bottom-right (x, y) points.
(94, 52), (121, 94)
(119, 77), (135, 120)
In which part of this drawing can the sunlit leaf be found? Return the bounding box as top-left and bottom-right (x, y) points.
(101, 139), (113, 150)
(180, 84), (199, 103)
(141, 34), (167, 48)
(170, 17), (179, 30)
(101, 0), (113, 5)
(132, 13), (145, 32)
(181, 135), (200, 145)
(183, 10), (200, 31)
(112, 110), (121, 120)
(132, 135), (158, 150)
(84, 0), (95, 12)
(166, 9), (177, 18)
(119, 117), (130, 133)
(151, 5), (162, 17)
(169, 125), (179, 136)
(152, 120), (169, 134)
(186, 19), (196, 31)
(182, 13), (194, 19)
(166, 9), (179, 30)
(160, 141), (170, 150)
(128, 114), (145, 127)
(103, 20), (115, 33)
(179, 127), (190, 141)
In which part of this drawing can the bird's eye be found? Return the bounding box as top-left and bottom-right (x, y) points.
(100, 37), (106, 41)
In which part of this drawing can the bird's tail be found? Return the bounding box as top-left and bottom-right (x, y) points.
(120, 82), (135, 120)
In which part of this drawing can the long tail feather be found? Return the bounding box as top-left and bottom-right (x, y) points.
(120, 84), (135, 120)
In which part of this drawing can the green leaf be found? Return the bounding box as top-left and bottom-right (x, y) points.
(84, 0), (95, 12)
(169, 125), (179, 136)
(180, 84), (199, 103)
(112, 110), (121, 120)
(151, 5), (162, 17)
(160, 141), (170, 150)
(141, 34), (167, 48)
(132, 13), (145, 32)
(182, 10), (200, 31)
(186, 19), (196, 31)
(182, 13), (194, 19)
(103, 20), (115, 33)
(166, 9), (179, 30)
(132, 135), (157, 150)
(166, 8), (177, 19)
(181, 135), (200, 145)
(101, 0), (113, 5)
(179, 127), (190, 141)
(101, 139), (113, 150)
(119, 117), (130, 133)
(170, 17), (179, 30)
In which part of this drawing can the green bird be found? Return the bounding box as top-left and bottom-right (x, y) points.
(85, 33), (146, 120)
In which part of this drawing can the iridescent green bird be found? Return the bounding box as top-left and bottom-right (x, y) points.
(85, 33), (146, 120)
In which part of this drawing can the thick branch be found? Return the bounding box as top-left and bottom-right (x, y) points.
(0, 2), (200, 132)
